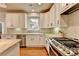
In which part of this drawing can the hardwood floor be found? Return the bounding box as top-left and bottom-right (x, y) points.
(20, 47), (48, 56)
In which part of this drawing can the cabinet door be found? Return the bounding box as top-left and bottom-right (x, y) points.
(6, 13), (13, 28)
(40, 13), (45, 28)
(6, 13), (19, 28)
(40, 12), (50, 28)
(12, 13), (19, 28)
(25, 14), (27, 28)
(6, 13), (25, 28)
(1, 34), (16, 39)
(55, 3), (61, 27)
(26, 35), (34, 47)
(49, 5), (56, 27)
(39, 35), (45, 46)
(18, 13), (25, 28)
(44, 12), (49, 28)
(26, 35), (45, 47)
(47, 11), (51, 28)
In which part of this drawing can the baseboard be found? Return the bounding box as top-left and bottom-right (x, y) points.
(20, 46), (26, 48)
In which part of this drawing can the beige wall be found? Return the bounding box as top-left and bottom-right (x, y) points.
(65, 10), (79, 39)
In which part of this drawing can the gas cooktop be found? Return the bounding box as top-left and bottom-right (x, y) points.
(50, 37), (79, 55)
(56, 39), (79, 48)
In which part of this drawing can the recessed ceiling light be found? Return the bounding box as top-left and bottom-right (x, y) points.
(38, 3), (42, 5)
(32, 9), (34, 12)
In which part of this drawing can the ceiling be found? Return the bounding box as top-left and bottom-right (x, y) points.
(6, 3), (53, 13)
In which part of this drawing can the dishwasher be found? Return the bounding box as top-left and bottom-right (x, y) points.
(16, 35), (26, 48)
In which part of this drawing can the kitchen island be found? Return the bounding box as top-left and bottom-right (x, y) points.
(0, 39), (21, 56)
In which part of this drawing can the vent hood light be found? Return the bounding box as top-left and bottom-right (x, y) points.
(54, 27), (60, 33)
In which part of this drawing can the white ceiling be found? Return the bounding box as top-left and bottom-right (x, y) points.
(6, 3), (53, 13)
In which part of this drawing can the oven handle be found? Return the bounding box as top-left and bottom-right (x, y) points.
(49, 45), (59, 56)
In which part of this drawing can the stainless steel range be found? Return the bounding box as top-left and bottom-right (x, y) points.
(49, 37), (79, 56)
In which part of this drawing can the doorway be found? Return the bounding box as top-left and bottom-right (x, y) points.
(0, 21), (4, 38)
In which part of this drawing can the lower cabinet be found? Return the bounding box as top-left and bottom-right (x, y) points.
(26, 35), (45, 47)
(1, 34), (16, 39)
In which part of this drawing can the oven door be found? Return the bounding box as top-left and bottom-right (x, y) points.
(49, 44), (62, 56)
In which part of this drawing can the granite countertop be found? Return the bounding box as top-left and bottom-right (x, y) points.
(0, 39), (21, 54)
(1, 33), (44, 35)
(45, 34), (63, 38)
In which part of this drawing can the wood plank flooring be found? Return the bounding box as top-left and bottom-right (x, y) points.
(20, 47), (48, 56)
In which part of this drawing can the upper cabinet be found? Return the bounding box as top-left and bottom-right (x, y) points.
(40, 3), (61, 28)
(54, 3), (61, 27)
(6, 13), (25, 28)
(44, 12), (50, 28)
(49, 3), (60, 28)
(40, 13), (45, 28)
(40, 12), (50, 28)
(49, 4), (56, 27)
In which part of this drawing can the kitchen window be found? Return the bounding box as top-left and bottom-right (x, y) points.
(27, 17), (40, 32)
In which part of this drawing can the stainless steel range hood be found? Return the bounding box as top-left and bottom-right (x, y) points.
(61, 3), (79, 15)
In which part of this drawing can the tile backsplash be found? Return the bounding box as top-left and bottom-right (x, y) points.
(7, 28), (54, 34)
(7, 28), (64, 35)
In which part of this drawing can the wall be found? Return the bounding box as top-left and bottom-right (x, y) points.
(64, 10), (79, 39)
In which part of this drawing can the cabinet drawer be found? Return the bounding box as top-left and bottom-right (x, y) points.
(1, 35), (16, 39)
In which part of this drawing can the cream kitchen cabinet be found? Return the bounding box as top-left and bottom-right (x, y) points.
(49, 4), (56, 27)
(44, 12), (50, 28)
(18, 13), (25, 28)
(26, 35), (45, 47)
(40, 12), (49, 28)
(1, 34), (16, 39)
(6, 13), (25, 28)
(40, 13), (45, 28)
(40, 4), (60, 28)
(49, 3), (60, 28)
(54, 3), (61, 27)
